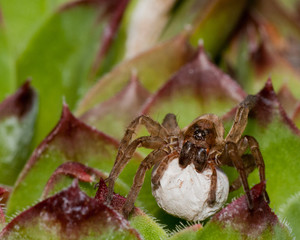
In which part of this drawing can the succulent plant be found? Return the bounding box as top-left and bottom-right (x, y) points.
(0, 0), (299, 239)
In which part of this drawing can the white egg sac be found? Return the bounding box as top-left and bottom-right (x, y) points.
(152, 158), (229, 221)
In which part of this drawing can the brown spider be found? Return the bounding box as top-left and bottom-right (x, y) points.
(105, 95), (269, 220)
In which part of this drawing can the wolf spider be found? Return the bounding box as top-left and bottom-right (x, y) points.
(105, 95), (269, 219)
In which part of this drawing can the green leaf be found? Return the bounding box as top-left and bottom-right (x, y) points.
(196, 223), (241, 240)
(160, 0), (207, 41)
(245, 120), (300, 207)
(92, 0), (137, 77)
(200, 222), (291, 240)
(16, 3), (107, 146)
(96, 179), (168, 240)
(0, 18), (15, 100)
(255, 0), (300, 41)
(168, 224), (202, 240)
(141, 46), (245, 127)
(279, 192), (300, 239)
(0, 81), (37, 186)
(199, 183), (292, 239)
(243, 90), (300, 209)
(6, 106), (161, 220)
(276, 0), (300, 13)
(76, 32), (194, 115)
(40, 162), (170, 240)
(222, 3), (300, 97)
(130, 215), (168, 240)
(277, 85), (300, 119)
(0, 0), (69, 57)
(222, 80), (300, 237)
(80, 74), (151, 139)
(161, 0), (248, 57)
(189, 0), (248, 56)
(40, 162), (106, 199)
(84, 0), (130, 79)
(1, 181), (142, 240)
(39, 162), (168, 239)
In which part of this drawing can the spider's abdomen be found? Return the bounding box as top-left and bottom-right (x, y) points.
(151, 158), (229, 221)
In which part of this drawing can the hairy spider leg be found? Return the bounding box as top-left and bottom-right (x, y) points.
(151, 113), (182, 189)
(229, 154), (255, 192)
(122, 149), (169, 218)
(115, 115), (168, 168)
(226, 95), (257, 143)
(113, 116), (168, 174)
(243, 136), (270, 203)
(106, 114), (181, 206)
(230, 136), (269, 203)
(106, 136), (165, 203)
(106, 115), (168, 202)
(121, 114), (181, 217)
(162, 113), (181, 135)
(226, 141), (253, 209)
(207, 164), (218, 206)
(151, 151), (178, 189)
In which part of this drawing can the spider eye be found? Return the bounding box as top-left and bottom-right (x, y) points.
(194, 129), (206, 140)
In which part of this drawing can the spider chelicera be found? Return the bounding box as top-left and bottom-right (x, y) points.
(105, 95), (270, 221)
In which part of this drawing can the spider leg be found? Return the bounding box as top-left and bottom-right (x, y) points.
(226, 95), (257, 143)
(106, 136), (165, 203)
(229, 154), (255, 192)
(122, 149), (168, 218)
(112, 115), (168, 176)
(162, 113), (180, 135)
(151, 113), (181, 187)
(118, 115), (168, 157)
(207, 164), (217, 207)
(226, 141), (253, 209)
(151, 152), (178, 189)
(243, 136), (270, 203)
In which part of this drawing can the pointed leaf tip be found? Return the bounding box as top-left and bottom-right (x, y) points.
(0, 81), (38, 185)
(76, 32), (194, 115)
(252, 79), (300, 134)
(223, 79), (300, 135)
(47, 104), (118, 151)
(213, 182), (279, 238)
(41, 162), (106, 200)
(80, 74), (150, 138)
(0, 81), (36, 119)
(60, 103), (74, 121)
(1, 182), (141, 239)
(258, 78), (276, 99)
(141, 46), (245, 117)
(91, 0), (129, 72)
(95, 178), (141, 216)
(15, 103), (118, 184)
(6, 103), (121, 217)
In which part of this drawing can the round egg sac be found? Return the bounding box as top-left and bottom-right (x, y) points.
(151, 158), (229, 221)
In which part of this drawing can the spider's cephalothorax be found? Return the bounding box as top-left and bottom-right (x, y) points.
(105, 95), (270, 221)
